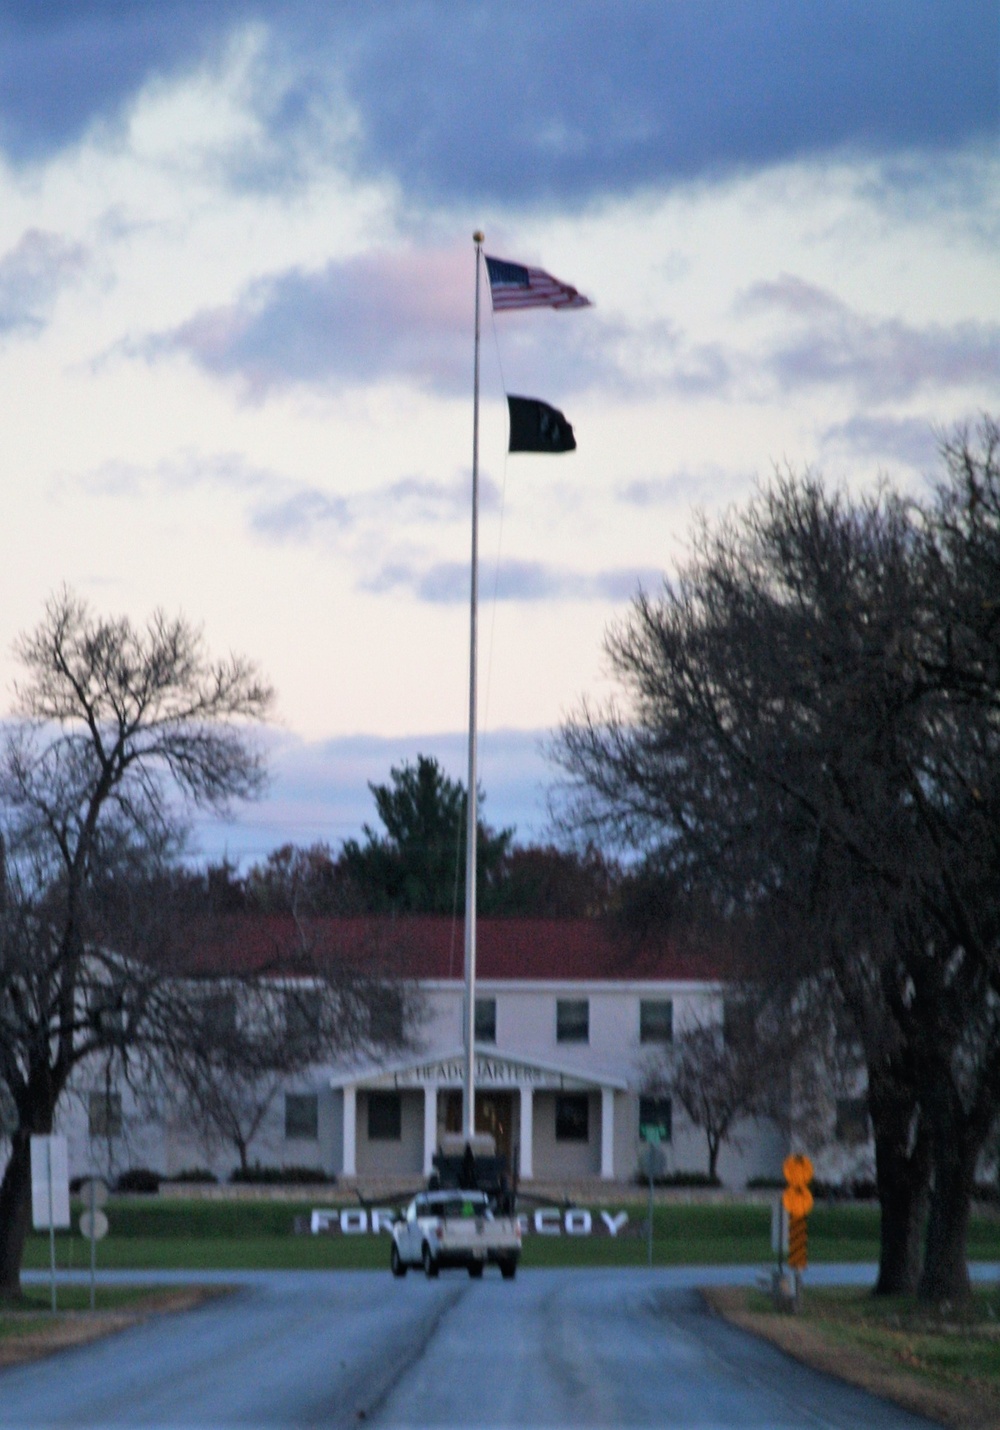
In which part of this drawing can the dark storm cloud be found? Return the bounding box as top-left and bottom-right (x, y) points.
(2, 2), (995, 202)
(363, 558), (659, 604)
(0, 229), (87, 337)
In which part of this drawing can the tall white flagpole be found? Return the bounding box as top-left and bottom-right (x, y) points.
(463, 232), (484, 1144)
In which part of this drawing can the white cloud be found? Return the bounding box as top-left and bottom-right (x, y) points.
(0, 228), (87, 337)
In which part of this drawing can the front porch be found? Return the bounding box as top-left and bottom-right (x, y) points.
(331, 1048), (628, 1182)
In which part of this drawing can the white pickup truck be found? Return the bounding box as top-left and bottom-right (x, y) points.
(390, 1189), (521, 1280)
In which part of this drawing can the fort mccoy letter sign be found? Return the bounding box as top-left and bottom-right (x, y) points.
(307, 1207), (633, 1237)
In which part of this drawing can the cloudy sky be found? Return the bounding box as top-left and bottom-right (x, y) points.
(1, 2), (997, 861)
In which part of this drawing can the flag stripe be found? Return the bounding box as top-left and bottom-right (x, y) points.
(486, 255), (591, 311)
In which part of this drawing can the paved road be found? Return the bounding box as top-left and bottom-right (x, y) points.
(6, 1264), (974, 1428)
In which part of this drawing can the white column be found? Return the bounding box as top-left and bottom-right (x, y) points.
(342, 1085), (357, 1178)
(600, 1087), (615, 1180)
(423, 1085), (439, 1176)
(518, 1085), (533, 1180)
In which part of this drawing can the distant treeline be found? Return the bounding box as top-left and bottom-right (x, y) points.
(187, 755), (624, 919)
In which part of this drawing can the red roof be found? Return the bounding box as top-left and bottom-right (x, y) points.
(179, 914), (732, 983)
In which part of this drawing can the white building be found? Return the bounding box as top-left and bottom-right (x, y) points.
(51, 916), (815, 1189)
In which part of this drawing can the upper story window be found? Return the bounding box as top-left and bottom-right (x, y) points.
(475, 997), (497, 1044)
(723, 997), (754, 1048)
(834, 1003), (862, 1055)
(201, 991), (237, 1042)
(835, 1097), (869, 1145)
(369, 988), (404, 1046)
(89, 1091), (122, 1138)
(285, 989), (322, 1051)
(556, 999), (589, 1043)
(88, 986), (126, 1042)
(639, 999), (673, 1043)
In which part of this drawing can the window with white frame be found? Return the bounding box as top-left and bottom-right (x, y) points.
(367, 1091), (402, 1141)
(285, 989), (322, 1051)
(638, 1094), (672, 1143)
(835, 1096), (869, 1144)
(555, 1093), (589, 1141)
(639, 999), (673, 1043)
(88, 1091), (123, 1138)
(475, 997), (497, 1043)
(556, 999), (589, 1043)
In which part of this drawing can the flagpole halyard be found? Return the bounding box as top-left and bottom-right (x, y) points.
(463, 231), (484, 1145)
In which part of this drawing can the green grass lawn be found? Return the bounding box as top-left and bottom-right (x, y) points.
(0, 1283), (204, 1349)
(20, 1197), (1000, 1273)
(746, 1284), (1000, 1399)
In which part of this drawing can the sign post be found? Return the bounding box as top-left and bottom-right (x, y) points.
(639, 1126), (664, 1269)
(30, 1136), (70, 1312)
(78, 1179), (109, 1311)
(781, 1153), (814, 1311)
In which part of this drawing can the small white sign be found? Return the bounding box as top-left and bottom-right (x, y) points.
(30, 1135), (71, 1230)
(79, 1210), (109, 1242)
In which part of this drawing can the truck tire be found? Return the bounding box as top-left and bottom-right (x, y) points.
(467, 1261), (484, 1278)
(391, 1243), (406, 1278)
(500, 1258), (517, 1280)
(422, 1243), (439, 1279)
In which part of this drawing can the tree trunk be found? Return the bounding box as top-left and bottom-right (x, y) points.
(918, 1094), (977, 1307)
(873, 1128), (930, 1296)
(0, 1073), (61, 1302)
(707, 1134), (720, 1182)
(0, 1132), (33, 1302)
(871, 1108), (931, 1296)
(867, 1057), (930, 1296)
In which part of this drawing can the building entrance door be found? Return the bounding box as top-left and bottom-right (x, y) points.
(476, 1092), (513, 1167)
(441, 1090), (514, 1170)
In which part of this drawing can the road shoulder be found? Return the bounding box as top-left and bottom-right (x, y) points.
(702, 1285), (997, 1430)
(0, 1288), (228, 1370)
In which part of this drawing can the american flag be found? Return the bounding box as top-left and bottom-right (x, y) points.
(485, 255), (592, 312)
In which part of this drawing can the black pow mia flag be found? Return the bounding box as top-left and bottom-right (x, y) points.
(507, 395), (577, 454)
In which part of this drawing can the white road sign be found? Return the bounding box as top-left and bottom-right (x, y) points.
(30, 1135), (70, 1230)
(79, 1210), (109, 1241)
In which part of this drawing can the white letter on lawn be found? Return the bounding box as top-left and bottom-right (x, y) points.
(600, 1211), (628, 1237)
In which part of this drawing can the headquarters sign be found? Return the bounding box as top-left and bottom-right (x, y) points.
(390, 1055), (589, 1091)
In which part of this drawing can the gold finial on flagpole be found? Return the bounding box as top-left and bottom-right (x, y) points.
(473, 230), (484, 243)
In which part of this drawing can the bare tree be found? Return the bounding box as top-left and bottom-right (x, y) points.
(151, 917), (422, 1177)
(649, 1020), (756, 1182)
(0, 590), (273, 1299)
(555, 420), (1000, 1304)
(645, 987), (821, 1182)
